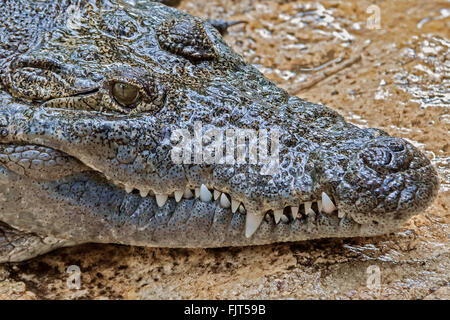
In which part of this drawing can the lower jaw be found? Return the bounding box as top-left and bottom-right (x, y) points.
(0, 165), (401, 248)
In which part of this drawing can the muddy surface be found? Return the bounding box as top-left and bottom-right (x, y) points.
(0, 0), (448, 299)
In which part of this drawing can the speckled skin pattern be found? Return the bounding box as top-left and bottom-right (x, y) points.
(0, 0), (439, 262)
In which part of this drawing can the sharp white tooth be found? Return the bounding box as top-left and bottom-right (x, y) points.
(304, 201), (315, 215)
(317, 200), (323, 212)
(174, 190), (183, 202)
(155, 194), (168, 207)
(245, 210), (264, 238)
(139, 188), (149, 197)
(231, 200), (240, 213)
(322, 192), (337, 213)
(220, 193), (231, 208)
(195, 187), (200, 199)
(274, 209), (283, 224)
(239, 204), (246, 214)
(213, 190), (221, 200)
(200, 184), (212, 202)
(183, 189), (193, 199)
(290, 206), (299, 220)
(125, 185), (133, 193)
(338, 211), (345, 218)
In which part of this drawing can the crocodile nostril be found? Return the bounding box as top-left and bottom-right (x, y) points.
(0, 128), (8, 137)
(387, 140), (405, 152)
(360, 147), (392, 168)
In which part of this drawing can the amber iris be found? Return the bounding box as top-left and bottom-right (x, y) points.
(112, 82), (140, 107)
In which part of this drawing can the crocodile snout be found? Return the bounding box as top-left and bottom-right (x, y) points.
(336, 136), (439, 233)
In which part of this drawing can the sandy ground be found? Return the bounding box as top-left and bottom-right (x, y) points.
(0, 0), (448, 299)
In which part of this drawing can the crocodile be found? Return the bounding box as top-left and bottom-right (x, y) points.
(0, 0), (439, 263)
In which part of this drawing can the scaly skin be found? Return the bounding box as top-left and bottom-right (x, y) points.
(0, 0), (439, 262)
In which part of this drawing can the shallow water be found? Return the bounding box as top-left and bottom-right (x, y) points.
(1, 0), (448, 299)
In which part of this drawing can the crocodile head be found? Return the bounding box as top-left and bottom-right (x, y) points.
(0, 1), (439, 256)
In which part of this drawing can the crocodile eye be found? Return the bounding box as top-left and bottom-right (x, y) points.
(112, 82), (140, 107)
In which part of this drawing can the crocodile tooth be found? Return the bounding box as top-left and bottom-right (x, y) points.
(231, 200), (240, 213)
(304, 201), (315, 215)
(274, 209), (283, 224)
(183, 189), (193, 199)
(290, 206), (299, 219)
(155, 194), (168, 207)
(213, 190), (221, 200)
(125, 185), (133, 193)
(220, 193), (231, 208)
(338, 211), (345, 218)
(245, 211), (264, 238)
(139, 188), (150, 197)
(200, 184), (212, 202)
(239, 204), (246, 214)
(322, 192), (337, 213)
(195, 187), (200, 199)
(174, 190), (183, 202)
(317, 200), (323, 212)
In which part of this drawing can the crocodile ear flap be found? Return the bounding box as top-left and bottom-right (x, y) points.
(156, 17), (217, 60)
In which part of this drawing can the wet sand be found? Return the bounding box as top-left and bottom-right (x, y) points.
(0, 0), (448, 299)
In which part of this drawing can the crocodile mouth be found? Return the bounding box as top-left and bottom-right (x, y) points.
(0, 141), (360, 240)
(0, 136), (440, 247)
(0, 95), (441, 244)
(0, 103), (439, 242)
(109, 180), (343, 238)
